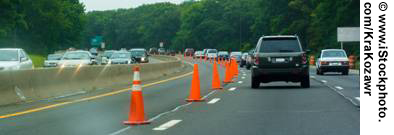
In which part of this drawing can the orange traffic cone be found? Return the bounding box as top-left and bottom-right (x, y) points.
(223, 62), (234, 83)
(124, 66), (150, 125)
(186, 64), (204, 102)
(217, 58), (221, 68)
(212, 60), (223, 90)
(233, 59), (239, 78)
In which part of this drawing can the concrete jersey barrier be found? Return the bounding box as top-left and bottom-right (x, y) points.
(0, 56), (183, 106)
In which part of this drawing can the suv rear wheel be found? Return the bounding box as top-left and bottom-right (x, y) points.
(301, 75), (310, 88)
(251, 69), (260, 88)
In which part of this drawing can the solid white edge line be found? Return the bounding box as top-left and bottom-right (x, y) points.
(109, 127), (131, 135)
(153, 120), (182, 131)
(207, 98), (221, 104)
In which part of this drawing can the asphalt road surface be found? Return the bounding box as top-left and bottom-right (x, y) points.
(0, 58), (360, 135)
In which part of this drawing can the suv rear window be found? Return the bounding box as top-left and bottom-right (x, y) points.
(260, 38), (301, 53)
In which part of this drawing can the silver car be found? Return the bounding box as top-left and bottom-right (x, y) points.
(0, 48), (34, 71)
(44, 54), (63, 67)
(100, 50), (116, 65)
(316, 49), (349, 75)
(109, 51), (136, 64)
(58, 51), (95, 67)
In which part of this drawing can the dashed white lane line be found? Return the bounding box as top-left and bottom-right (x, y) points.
(321, 80), (327, 83)
(109, 90), (216, 135)
(109, 127), (130, 135)
(310, 76), (315, 79)
(228, 87), (237, 91)
(241, 77), (246, 79)
(355, 97), (360, 101)
(153, 120), (182, 131)
(207, 98), (221, 104)
(238, 81), (243, 84)
(243, 74), (247, 76)
(335, 86), (343, 90)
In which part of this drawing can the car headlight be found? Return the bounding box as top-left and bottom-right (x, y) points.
(141, 57), (145, 61)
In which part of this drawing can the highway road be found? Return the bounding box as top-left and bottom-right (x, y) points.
(0, 58), (360, 135)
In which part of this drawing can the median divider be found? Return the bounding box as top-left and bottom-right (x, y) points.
(0, 56), (184, 106)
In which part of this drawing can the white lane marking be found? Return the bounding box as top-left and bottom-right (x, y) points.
(202, 91), (216, 100)
(238, 81), (243, 84)
(335, 86), (343, 90)
(321, 80), (327, 83)
(310, 76), (315, 79)
(153, 120), (182, 131)
(207, 98), (221, 104)
(228, 87), (237, 91)
(109, 127), (130, 135)
(243, 74), (247, 76)
(241, 77), (245, 79)
(355, 97), (360, 101)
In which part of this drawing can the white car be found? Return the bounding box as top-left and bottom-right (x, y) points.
(0, 48), (34, 71)
(58, 51), (95, 67)
(193, 51), (204, 59)
(230, 51), (242, 62)
(205, 49), (218, 59)
(44, 54), (63, 67)
(316, 49), (349, 75)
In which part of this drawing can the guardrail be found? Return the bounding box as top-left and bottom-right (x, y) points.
(0, 56), (183, 106)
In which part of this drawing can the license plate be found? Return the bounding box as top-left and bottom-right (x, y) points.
(274, 58), (286, 63)
(329, 62), (341, 66)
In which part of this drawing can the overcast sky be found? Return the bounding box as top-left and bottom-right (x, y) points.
(80, 0), (185, 11)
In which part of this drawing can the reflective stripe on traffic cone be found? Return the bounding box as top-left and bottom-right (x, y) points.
(186, 64), (204, 102)
(124, 66), (150, 125)
(212, 60), (223, 90)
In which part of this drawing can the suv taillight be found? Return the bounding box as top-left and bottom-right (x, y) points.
(301, 53), (307, 64)
(254, 55), (259, 65)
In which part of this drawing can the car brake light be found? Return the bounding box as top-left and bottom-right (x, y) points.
(320, 61), (328, 65)
(301, 53), (307, 64)
(255, 55), (259, 65)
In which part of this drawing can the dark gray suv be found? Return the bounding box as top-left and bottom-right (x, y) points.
(251, 35), (310, 88)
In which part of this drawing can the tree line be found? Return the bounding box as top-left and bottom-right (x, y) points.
(0, 0), (85, 54)
(1, 0), (360, 55)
